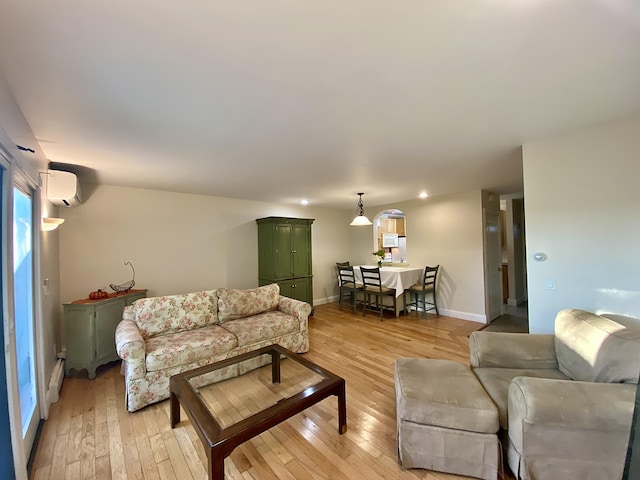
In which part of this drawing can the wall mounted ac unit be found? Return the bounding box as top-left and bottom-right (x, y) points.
(47, 170), (82, 207)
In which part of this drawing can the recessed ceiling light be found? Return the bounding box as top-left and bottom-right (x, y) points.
(300, 199), (309, 206)
(419, 192), (428, 199)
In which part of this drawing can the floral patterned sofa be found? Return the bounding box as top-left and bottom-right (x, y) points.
(115, 283), (311, 412)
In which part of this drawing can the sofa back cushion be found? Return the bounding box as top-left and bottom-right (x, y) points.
(555, 309), (640, 383)
(217, 284), (280, 322)
(133, 290), (219, 338)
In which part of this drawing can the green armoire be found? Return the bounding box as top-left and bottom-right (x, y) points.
(256, 216), (314, 306)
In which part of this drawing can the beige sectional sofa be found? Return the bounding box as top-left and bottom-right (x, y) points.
(115, 283), (311, 412)
(470, 309), (640, 480)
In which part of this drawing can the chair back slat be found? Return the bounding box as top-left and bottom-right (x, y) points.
(338, 265), (357, 286)
(360, 266), (383, 291)
(422, 265), (439, 289)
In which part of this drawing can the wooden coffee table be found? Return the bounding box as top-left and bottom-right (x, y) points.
(170, 344), (347, 479)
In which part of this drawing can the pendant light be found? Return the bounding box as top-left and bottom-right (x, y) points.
(350, 193), (373, 226)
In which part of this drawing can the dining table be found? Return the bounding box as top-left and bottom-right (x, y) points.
(353, 265), (424, 316)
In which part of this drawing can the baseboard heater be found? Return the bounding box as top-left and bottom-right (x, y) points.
(47, 358), (65, 404)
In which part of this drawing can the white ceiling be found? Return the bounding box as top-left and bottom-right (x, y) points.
(1, 1), (639, 208)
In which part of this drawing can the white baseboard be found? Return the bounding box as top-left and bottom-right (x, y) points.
(313, 295), (339, 306)
(312, 297), (487, 324)
(439, 308), (487, 324)
(47, 359), (65, 405)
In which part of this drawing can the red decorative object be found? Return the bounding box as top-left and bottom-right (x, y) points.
(88, 289), (109, 300)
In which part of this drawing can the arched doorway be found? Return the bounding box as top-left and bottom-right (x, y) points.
(372, 209), (407, 263)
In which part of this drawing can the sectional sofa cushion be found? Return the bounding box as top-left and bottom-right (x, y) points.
(217, 283), (280, 322)
(555, 309), (640, 383)
(221, 310), (300, 347)
(395, 358), (499, 434)
(133, 290), (219, 338)
(145, 324), (237, 372)
(472, 367), (570, 429)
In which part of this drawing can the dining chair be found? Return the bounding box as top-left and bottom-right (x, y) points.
(405, 265), (440, 317)
(336, 263), (362, 314)
(360, 266), (397, 321)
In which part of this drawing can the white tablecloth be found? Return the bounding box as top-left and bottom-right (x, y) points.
(353, 265), (423, 297)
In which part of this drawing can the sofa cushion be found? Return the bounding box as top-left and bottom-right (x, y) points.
(395, 358), (499, 434)
(555, 309), (640, 383)
(221, 310), (300, 347)
(472, 367), (570, 429)
(217, 284), (280, 323)
(145, 324), (237, 372)
(133, 290), (219, 338)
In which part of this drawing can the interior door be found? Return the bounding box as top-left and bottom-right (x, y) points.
(483, 210), (503, 322)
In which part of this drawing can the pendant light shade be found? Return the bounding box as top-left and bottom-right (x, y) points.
(350, 193), (373, 226)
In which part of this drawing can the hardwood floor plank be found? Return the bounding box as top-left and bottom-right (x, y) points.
(32, 410), (58, 470)
(149, 433), (170, 465)
(131, 409), (161, 480)
(32, 303), (515, 480)
(31, 464), (50, 480)
(67, 413), (84, 464)
(94, 455), (111, 480)
(65, 460), (81, 480)
(173, 423), (208, 480)
(93, 421), (110, 459)
(49, 432), (69, 480)
(80, 434), (96, 479)
(161, 430), (193, 479)
(156, 459), (177, 480)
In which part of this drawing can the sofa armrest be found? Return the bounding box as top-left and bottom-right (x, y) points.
(277, 295), (312, 333)
(508, 377), (635, 478)
(115, 320), (146, 380)
(122, 304), (135, 321)
(469, 331), (558, 369)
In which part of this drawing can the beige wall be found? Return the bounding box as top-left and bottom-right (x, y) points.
(58, 184), (352, 307)
(523, 116), (640, 333)
(348, 190), (487, 322)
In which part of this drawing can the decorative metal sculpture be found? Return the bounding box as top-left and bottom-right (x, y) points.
(109, 261), (136, 293)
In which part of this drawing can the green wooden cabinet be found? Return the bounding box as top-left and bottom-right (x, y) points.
(277, 277), (312, 304)
(64, 289), (147, 379)
(257, 217), (314, 306)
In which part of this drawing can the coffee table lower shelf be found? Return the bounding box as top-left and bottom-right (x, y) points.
(169, 344), (347, 480)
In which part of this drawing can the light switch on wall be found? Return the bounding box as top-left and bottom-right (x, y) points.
(545, 278), (556, 290)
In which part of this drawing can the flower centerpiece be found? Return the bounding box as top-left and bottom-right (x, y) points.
(373, 248), (385, 267)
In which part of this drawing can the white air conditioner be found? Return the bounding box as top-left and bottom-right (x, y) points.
(47, 170), (82, 207)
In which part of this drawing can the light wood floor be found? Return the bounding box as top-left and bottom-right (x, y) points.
(30, 303), (514, 480)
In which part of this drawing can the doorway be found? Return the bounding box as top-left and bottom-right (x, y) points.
(372, 209), (407, 262)
(501, 197), (528, 309)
